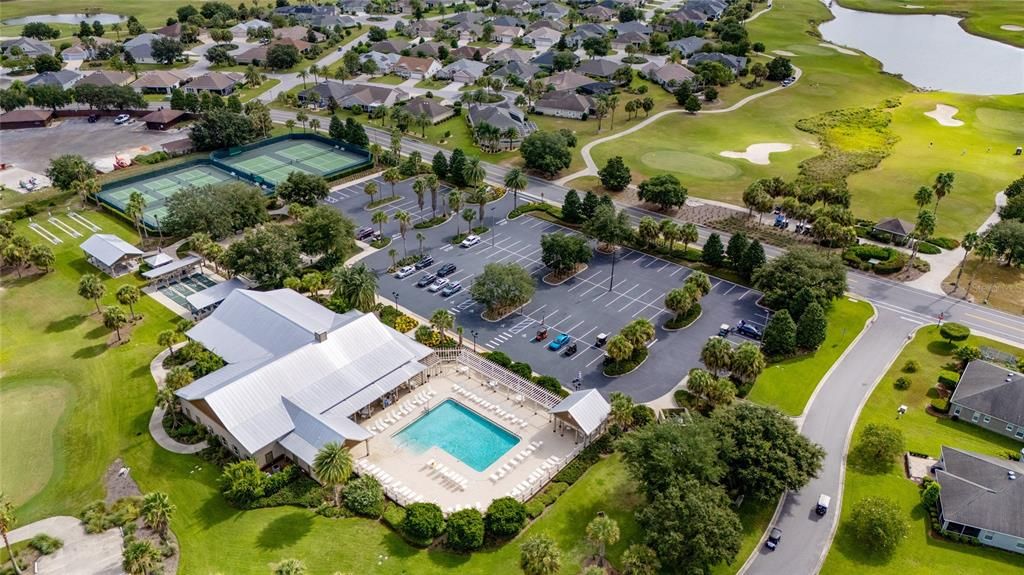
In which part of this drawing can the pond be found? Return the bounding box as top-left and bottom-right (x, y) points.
(2, 13), (126, 26)
(819, 2), (1024, 95)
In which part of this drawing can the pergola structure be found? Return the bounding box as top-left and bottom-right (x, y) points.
(548, 389), (611, 445)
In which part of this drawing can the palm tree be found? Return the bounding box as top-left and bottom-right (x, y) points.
(461, 208), (476, 233)
(501, 126), (519, 151)
(731, 342), (766, 384)
(913, 185), (932, 214)
(111, 22), (122, 40)
(298, 68), (309, 89)
(605, 335), (634, 364)
(394, 210), (412, 256)
(372, 210), (389, 237)
(302, 272), (326, 302)
(906, 209), (935, 269)
(122, 539), (160, 575)
(141, 492), (175, 540)
(660, 220), (680, 251)
(244, 64), (262, 87)
(309, 118), (321, 133)
(685, 271), (712, 296)
(116, 285), (141, 320)
(687, 368), (715, 399)
(608, 391), (635, 432)
(0, 492), (22, 575)
(605, 94), (620, 129)
(156, 387), (178, 426)
(952, 231), (979, 293)
(296, 110), (309, 132)
(313, 442), (352, 506)
(504, 167), (527, 209)
(157, 329), (179, 356)
(664, 286), (697, 323)
(388, 248), (398, 268)
(431, 308), (454, 336)
(465, 186), (489, 225)
(76, 178), (100, 208)
(369, 143), (383, 167)
(463, 157), (486, 189)
(273, 559), (306, 575)
(390, 128), (402, 157)
(332, 263), (378, 312)
(78, 273), (106, 314)
(334, 65), (352, 84)
(932, 171), (955, 215)
(364, 181), (378, 205)
(416, 232), (427, 255)
(448, 189), (463, 220)
(125, 192), (147, 237)
(309, 63), (321, 84)
(520, 535), (561, 575)
(383, 168), (401, 197)
(701, 336), (733, 376)
(103, 305), (128, 341)
(586, 515), (620, 567)
(285, 119), (296, 133)
(413, 178), (426, 212)
(680, 223), (699, 254)
(425, 174), (440, 216)
(621, 318), (654, 349)
(965, 239), (995, 296)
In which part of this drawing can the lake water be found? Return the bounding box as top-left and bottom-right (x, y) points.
(2, 13), (126, 26)
(819, 2), (1024, 95)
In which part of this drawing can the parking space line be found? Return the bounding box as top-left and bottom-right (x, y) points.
(723, 284), (737, 295)
(737, 289), (752, 300)
(567, 271), (603, 292)
(619, 288), (650, 312)
(585, 352), (606, 367)
(604, 283), (638, 307)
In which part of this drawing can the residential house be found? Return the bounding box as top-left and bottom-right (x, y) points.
(687, 0), (729, 20)
(274, 4), (342, 28)
(131, 70), (190, 94)
(582, 5), (616, 21)
(449, 22), (485, 43)
(76, 70), (134, 87)
(124, 33), (168, 64)
(410, 41), (447, 59)
(932, 446), (1024, 554)
(182, 72), (243, 96)
(0, 109), (54, 130)
(498, 0), (533, 14)
(492, 16), (527, 28)
(437, 59), (490, 84)
(534, 90), (594, 119)
(403, 97), (455, 124)
(566, 23), (607, 49)
(230, 19), (273, 39)
(488, 47), (531, 64)
(1, 37), (55, 58)
(491, 60), (541, 82)
(545, 69), (592, 91)
(141, 108), (187, 131)
(26, 70), (82, 90)
(613, 21), (652, 36)
(80, 234), (143, 277)
(298, 80), (409, 110)
(532, 49), (579, 70)
(393, 56), (441, 79)
(175, 289), (433, 470)
(444, 11), (486, 26)
(494, 25), (525, 44)
(528, 19), (566, 32)
(467, 101), (535, 146)
(577, 58), (624, 80)
(524, 27), (562, 50)
(156, 22), (183, 39)
(372, 39), (410, 54)
(235, 38), (314, 66)
(452, 45), (492, 61)
(340, 0), (371, 13)
(537, 2), (570, 20)
(60, 44), (91, 61)
(688, 51), (747, 74)
(950, 360), (1024, 441)
(611, 30), (649, 51)
(643, 62), (697, 90)
(408, 20), (443, 40)
(360, 51), (401, 74)
(667, 36), (711, 57)
(664, 7), (711, 27)
(275, 26), (326, 43)
(578, 81), (615, 96)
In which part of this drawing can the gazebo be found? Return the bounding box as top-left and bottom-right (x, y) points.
(874, 217), (915, 244)
(548, 389), (611, 445)
(80, 233), (144, 277)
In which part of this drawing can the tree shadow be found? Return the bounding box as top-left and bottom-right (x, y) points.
(86, 324), (109, 340)
(72, 343), (107, 359)
(256, 511), (313, 550)
(46, 313), (87, 333)
(831, 519), (896, 568)
(197, 492), (242, 529)
(382, 530), (426, 561)
(848, 446), (897, 476)
(926, 340), (956, 356)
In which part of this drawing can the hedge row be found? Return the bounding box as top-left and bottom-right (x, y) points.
(842, 244), (907, 274)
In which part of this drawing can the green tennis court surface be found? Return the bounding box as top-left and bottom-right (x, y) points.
(219, 138), (365, 181)
(97, 164), (234, 228)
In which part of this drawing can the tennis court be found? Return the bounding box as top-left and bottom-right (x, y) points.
(98, 164), (234, 228)
(217, 138), (367, 185)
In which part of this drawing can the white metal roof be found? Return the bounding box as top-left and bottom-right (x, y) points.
(80, 234), (143, 267)
(549, 389), (610, 435)
(144, 252), (174, 267)
(177, 289), (432, 453)
(141, 255), (202, 279)
(279, 397), (374, 467)
(185, 277), (246, 311)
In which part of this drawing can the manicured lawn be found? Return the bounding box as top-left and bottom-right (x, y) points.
(0, 385), (69, 507)
(588, 0), (1024, 237)
(820, 326), (1024, 575)
(0, 0), (173, 32)
(235, 78), (281, 103)
(415, 78), (452, 91)
(836, 0), (1024, 48)
(940, 255), (1023, 316)
(370, 74), (408, 85)
(747, 298), (874, 415)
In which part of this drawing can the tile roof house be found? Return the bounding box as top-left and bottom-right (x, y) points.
(409, 41), (447, 59)
(524, 26), (562, 50)
(527, 18), (566, 32)
(408, 20), (444, 39)
(60, 44), (92, 61)
(566, 23), (607, 49)
(545, 69), (593, 91)
(275, 26), (326, 43)
(299, 80), (409, 110)
(667, 36), (712, 57)
(491, 60), (542, 82)
(436, 58), (490, 83)
(534, 90), (595, 120)
(537, 2), (570, 20)
(611, 30), (649, 50)
(444, 11), (486, 26)
(393, 56), (442, 79)
(1, 37), (55, 58)
(932, 446), (1024, 554)
(492, 15), (527, 28)
(372, 39), (411, 54)
(274, 4), (341, 28)
(467, 102), (535, 146)
(498, 0), (533, 14)
(613, 20), (652, 36)
(449, 22), (485, 43)
(582, 5), (617, 21)
(80, 234), (143, 277)
(0, 109), (54, 130)
(124, 33), (171, 64)
(176, 289), (433, 470)
(141, 108), (187, 130)
(950, 361), (1024, 441)
(182, 72), (244, 96)
(130, 70), (191, 94)
(76, 70), (134, 87)
(403, 97), (455, 124)
(493, 25), (526, 44)
(230, 19), (273, 38)
(235, 38), (314, 65)
(643, 62), (698, 90)
(688, 51), (748, 74)
(452, 45), (492, 60)
(26, 70), (82, 90)
(156, 22), (183, 39)
(488, 47), (531, 64)
(577, 58), (625, 79)
(360, 51), (402, 74)
(532, 49), (579, 70)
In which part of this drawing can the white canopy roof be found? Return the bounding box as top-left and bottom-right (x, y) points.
(549, 389), (610, 435)
(80, 234), (142, 267)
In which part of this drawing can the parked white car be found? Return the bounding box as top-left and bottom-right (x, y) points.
(395, 265), (416, 278)
(460, 234), (481, 247)
(428, 277), (449, 292)
(114, 114), (131, 125)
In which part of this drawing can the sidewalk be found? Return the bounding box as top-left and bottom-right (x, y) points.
(149, 343), (207, 454)
(8, 516), (123, 575)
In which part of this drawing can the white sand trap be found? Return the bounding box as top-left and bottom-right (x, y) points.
(1000, 24), (1024, 32)
(818, 42), (858, 55)
(904, 5), (923, 8)
(773, 50), (797, 56)
(720, 143), (793, 165)
(924, 104), (964, 127)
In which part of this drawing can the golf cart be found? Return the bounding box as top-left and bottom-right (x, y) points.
(595, 333), (608, 347)
(535, 327), (548, 342)
(718, 324), (730, 337)
(563, 343), (578, 357)
(765, 527), (782, 550)
(816, 494), (831, 516)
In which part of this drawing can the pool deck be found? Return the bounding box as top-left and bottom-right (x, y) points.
(354, 366), (580, 514)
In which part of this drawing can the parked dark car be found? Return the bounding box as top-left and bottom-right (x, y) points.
(436, 263), (456, 277)
(355, 227), (375, 241)
(737, 320), (762, 340)
(415, 255), (434, 270)
(416, 273), (437, 287)
(765, 527), (782, 550)
(87, 114), (99, 123)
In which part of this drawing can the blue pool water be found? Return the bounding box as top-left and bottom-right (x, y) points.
(394, 399), (519, 472)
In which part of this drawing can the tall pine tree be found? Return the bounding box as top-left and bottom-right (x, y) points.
(562, 190), (583, 223)
(796, 302), (827, 350)
(329, 115), (345, 141)
(762, 309), (797, 357)
(726, 232), (749, 270)
(702, 233), (726, 268)
(432, 151), (448, 181)
(448, 148), (467, 187)
(738, 240), (766, 281)
(581, 190), (600, 221)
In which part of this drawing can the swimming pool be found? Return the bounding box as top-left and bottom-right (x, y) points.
(394, 400), (519, 472)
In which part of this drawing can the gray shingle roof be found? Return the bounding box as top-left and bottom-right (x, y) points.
(935, 446), (1024, 538)
(951, 360), (1024, 427)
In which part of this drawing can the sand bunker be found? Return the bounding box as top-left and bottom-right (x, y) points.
(818, 42), (858, 55)
(1000, 24), (1024, 32)
(924, 104), (964, 127)
(773, 50), (797, 56)
(719, 143), (793, 165)
(904, 5), (923, 8)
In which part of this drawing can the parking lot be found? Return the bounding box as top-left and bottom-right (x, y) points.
(327, 176), (769, 402)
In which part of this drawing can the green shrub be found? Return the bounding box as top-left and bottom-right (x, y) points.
(939, 322), (970, 344)
(485, 497), (527, 538)
(665, 303), (701, 329)
(532, 375), (563, 395)
(343, 476), (385, 518)
(413, 214), (449, 229)
(508, 202), (563, 220)
(930, 397), (950, 413)
(902, 360), (920, 373)
(484, 351), (513, 367)
(937, 370), (960, 390)
(916, 242), (941, 255)
(524, 500), (545, 519)
(248, 475), (324, 509)
(402, 502), (445, 541)
(603, 347), (649, 376)
(927, 237), (960, 250)
(381, 502), (407, 530)
(953, 345), (982, 364)
(28, 534), (63, 555)
(894, 376), (912, 390)
(445, 508), (484, 551)
(509, 361), (533, 379)
(553, 442), (603, 484)
(134, 151), (170, 165)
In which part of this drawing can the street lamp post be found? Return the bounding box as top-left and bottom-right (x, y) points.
(392, 291), (399, 308)
(490, 206), (496, 248)
(471, 330), (479, 352)
(607, 245), (617, 292)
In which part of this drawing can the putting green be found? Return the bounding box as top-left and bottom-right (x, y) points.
(640, 151), (742, 180)
(974, 107), (1024, 132)
(0, 382), (69, 506)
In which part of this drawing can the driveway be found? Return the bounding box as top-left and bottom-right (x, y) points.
(8, 516), (123, 575)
